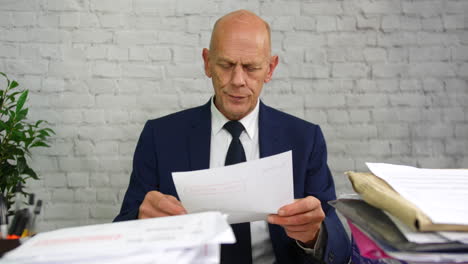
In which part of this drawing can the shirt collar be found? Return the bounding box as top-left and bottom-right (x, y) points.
(210, 96), (259, 139)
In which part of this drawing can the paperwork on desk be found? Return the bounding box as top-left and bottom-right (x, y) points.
(366, 163), (468, 226)
(0, 211), (234, 264)
(173, 151), (294, 224)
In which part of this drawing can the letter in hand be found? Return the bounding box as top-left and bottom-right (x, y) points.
(138, 191), (187, 219)
(267, 196), (325, 248)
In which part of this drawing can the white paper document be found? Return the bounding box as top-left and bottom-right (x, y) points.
(1, 211), (234, 264)
(173, 151), (294, 224)
(366, 163), (468, 225)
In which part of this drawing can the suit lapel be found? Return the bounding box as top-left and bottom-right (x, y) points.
(259, 101), (282, 158)
(188, 101), (211, 171)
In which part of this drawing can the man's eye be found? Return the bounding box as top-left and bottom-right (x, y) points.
(219, 64), (232, 69)
(246, 66), (260, 72)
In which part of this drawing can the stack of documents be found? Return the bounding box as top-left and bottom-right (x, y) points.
(331, 163), (468, 264)
(0, 211), (234, 264)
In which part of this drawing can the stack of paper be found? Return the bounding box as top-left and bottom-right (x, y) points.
(331, 163), (468, 264)
(0, 211), (234, 264)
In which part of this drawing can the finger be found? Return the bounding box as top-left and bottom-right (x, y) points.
(158, 196), (187, 215)
(165, 195), (184, 207)
(282, 223), (317, 232)
(269, 209), (324, 226)
(278, 196), (321, 216)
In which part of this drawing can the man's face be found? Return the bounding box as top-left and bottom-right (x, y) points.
(203, 22), (278, 120)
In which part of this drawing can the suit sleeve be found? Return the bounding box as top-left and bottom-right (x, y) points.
(113, 121), (159, 222)
(302, 126), (351, 264)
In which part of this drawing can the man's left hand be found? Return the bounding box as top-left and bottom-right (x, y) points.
(267, 196), (325, 248)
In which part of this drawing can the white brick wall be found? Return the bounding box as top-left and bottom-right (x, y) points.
(1, 0), (467, 231)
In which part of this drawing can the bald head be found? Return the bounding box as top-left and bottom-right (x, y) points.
(209, 10), (272, 55)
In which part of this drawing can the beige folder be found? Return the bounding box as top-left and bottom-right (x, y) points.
(346, 171), (468, 232)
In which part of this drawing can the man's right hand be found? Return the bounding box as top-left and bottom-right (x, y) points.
(138, 191), (187, 219)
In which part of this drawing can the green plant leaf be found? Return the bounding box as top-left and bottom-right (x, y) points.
(16, 90), (28, 113)
(9, 81), (18, 89)
(30, 141), (49, 148)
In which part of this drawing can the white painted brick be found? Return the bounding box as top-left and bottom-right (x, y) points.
(305, 94), (345, 108)
(158, 31), (198, 46)
(68, 172), (89, 187)
(89, 0), (131, 12)
(92, 62), (120, 78)
(52, 93), (94, 108)
(381, 15), (400, 32)
(83, 109), (106, 124)
(333, 63), (368, 78)
(90, 204), (119, 219)
(349, 110), (371, 123)
(51, 188), (75, 202)
(346, 94), (388, 108)
(45, 204), (89, 220)
(270, 16), (294, 32)
(455, 124), (468, 139)
(336, 16), (356, 31)
(95, 95), (137, 108)
(327, 110), (349, 124)
(75, 189), (97, 203)
(260, 2), (300, 16)
(289, 63), (329, 79)
(294, 16), (316, 31)
(44, 173), (67, 188)
(107, 46), (128, 61)
(377, 124), (410, 139)
(373, 63), (408, 78)
(98, 14), (123, 28)
(166, 64), (204, 78)
(400, 17), (421, 31)
(444, 15), (465, 30)
(175, 0), (218, 15)
(12, 12), (36, 27)
(421, 17), (444, 31)
(147, 47), (171, 61)
(327, 32), (370, 46)
(0, 0), (39, 11)
(0, 12), (12, 26)
(72, 30), (112, 43)
(60, 13), (80, 27)
(417, 32), (459, 46)
(409, 47), (451, 62)
(445, 79), (467, 93)
(6, 59), (48, 75)
(90, 173), (110, 187)
(115, 31), (158, 45)
(0, 43), (19, 58)
(403, 1), (444, 18)
(305, 49), (326, 64)
(378, 32), (417, 47)
(387, 48), (408, 62)
(45, 0), (86, 11)
(121, 63), (164, 78)
(317, 16), (336, 32)
(86, 46), (107, 59)
(357, 14), (380, 30)
(134, 0), (176, 15)
(302, 2), (342, 15)
(97, 188), (118, 202)
(409, 63), (456, 77)
(284, 32), (325, 48)
(459, 63), (468, 77)
(452, 46), (468, 61)
(363, 48), (386, 62)
(78, 13), (99, 28)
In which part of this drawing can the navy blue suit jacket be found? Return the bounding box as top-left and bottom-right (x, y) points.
(114, 100), (351, 264)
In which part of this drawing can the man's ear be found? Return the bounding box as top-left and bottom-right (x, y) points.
(202, 48), (212, 78)
(264, 55), (279, 83)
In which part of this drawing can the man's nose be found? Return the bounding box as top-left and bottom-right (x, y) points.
(231, 65), (246, 87)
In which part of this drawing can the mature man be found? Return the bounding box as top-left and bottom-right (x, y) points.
(115, 10), (350, 264)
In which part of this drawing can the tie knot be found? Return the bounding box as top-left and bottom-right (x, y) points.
(223, 121), (245, 139)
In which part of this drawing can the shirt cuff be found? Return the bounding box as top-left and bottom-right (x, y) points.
(295, 223), (326, 259)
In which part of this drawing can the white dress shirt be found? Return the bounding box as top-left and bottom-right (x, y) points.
(209, 97), (276, 264)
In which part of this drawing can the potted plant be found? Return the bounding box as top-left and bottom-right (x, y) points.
(0, 72), (54, 214)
